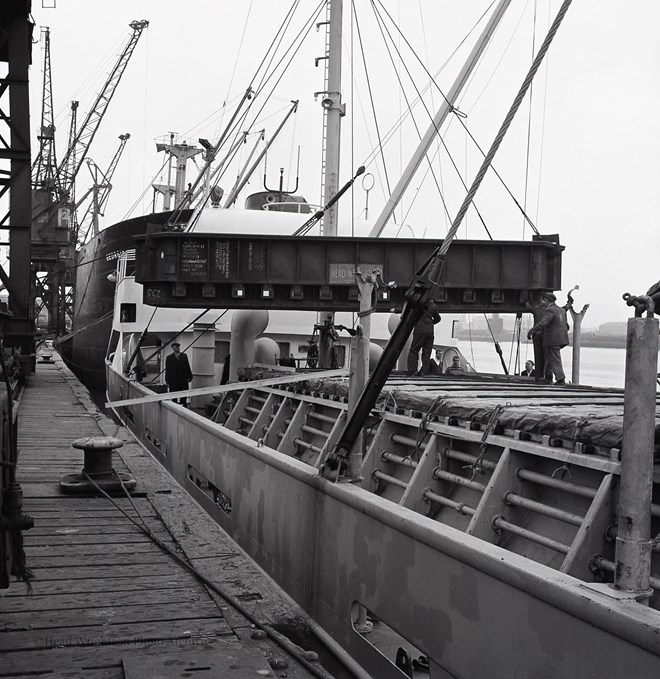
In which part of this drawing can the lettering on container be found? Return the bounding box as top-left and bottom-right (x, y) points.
(213, 241), (232, 279)
(247, 241), (266, 273)
(328, 263), (383, 285)
(179, 240), (208, 278)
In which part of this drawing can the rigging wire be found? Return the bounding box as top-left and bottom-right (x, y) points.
(358, 1), (498, 171)
(521, 0), (539, 239)
(215, 0), (256, 138)
(368, 1), (446, 219)
(483, 313), (508, 374)
(351, 4), (393, 203)
(185, 1), (325, 217)
(367, 1), (495, 239)
(370, 0), (541, 236)
(417, 0), (448, 234)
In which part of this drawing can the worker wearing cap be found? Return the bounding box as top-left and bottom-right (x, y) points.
(527, 292), (569, 385)
(165, 341), (193, 404)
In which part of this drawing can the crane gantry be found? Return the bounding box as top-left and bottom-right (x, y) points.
(31, 19), (148, 336)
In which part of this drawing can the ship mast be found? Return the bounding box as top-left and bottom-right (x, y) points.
(319, 0), (344, 236)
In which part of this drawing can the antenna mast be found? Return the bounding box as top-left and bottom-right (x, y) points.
(318, 0), (344, 236)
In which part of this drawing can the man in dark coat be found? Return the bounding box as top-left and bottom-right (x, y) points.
(527, 292), (569, 385)
(407, 302), (441, 375)
(525, 296), (552, 382)
(165, 342), (193, 404)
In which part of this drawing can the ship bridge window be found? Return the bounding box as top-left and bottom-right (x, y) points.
(120, 303), (136, 323)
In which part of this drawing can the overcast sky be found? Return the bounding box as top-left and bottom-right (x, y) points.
(26, 0), (660, 328)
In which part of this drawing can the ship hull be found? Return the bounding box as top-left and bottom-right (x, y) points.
(57, 211), (189, 391)
(107, 366), (660, 678)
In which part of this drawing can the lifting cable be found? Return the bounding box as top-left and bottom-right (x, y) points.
(483, 313), (508, 375)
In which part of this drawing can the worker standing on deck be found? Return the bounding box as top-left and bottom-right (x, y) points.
(520, 360), (534, 376)
(527, 292), (569, 385)
(165, 342), (193, 404)
(407, 302), (441, 375)
(429, 349), (444, 374)
(445, 355), (466, 376)
(525, 295), (552, 382)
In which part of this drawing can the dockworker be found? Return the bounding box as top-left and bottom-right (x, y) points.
(520, 360), (534, 376)
(407, 302), (441, 375)
(525, 295), (552, 382)
(527, 292), (569, 385)
(428, 348), (444, 374)
(165, 341), (193, 404)
(445, 355), (466, 376)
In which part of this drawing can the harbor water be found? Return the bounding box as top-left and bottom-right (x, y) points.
(460, 340), (658, 390)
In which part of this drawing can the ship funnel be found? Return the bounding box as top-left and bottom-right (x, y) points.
(229, 310), (269, 382)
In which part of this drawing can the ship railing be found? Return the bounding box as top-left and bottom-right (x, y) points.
(261, 201), (319, 214)
(117, 249), (136, 282)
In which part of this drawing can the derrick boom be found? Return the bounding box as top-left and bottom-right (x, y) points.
(55, 19), (148, 202)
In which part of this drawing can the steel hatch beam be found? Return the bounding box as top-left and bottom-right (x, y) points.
(134, 232), (563, 314)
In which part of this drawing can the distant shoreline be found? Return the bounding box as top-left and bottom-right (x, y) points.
(453, 332), (627, 349)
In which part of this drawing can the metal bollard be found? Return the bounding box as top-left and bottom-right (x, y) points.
(60, 436), (136, 495)
(613, 296), (658, 602)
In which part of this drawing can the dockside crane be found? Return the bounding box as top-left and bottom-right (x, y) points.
(31, 19), (149, 336)
(76, 133), (131, 244)
(31, 27), (58, 200)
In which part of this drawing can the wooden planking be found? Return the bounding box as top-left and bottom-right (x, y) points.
(1, 363), (236, 676)
(3, 575), (195, 597)
(0, 636), (244, 676)
(27, 551), (176, 568)
(26, 562), (183, 581)
(1, 600), (227, 634)
(0, 618), (233, 652)
(1, 356), (320, 679)
(0, 586), (203, 613)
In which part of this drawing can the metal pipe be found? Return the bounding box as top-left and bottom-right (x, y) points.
(443, 447), (497, 471)
(591, 556), (660, 592)
(390, 433), (421, 448)
(321, 0), (343, 236)
(372, 470), (408, 489)
(308, 411), (339, 425)
(433, 468), (486, 493)
(504, 492), (584, 527)
(423, 489), (476, 516)
(614, 313), (658, 600)
(568, 303), (589, 384)
(294, 438), (323, 455)
(517, 468), (597, 499)
(381, 451), (418, 469)
(492, 517), (571, 554)
(301, 424), (330, 438)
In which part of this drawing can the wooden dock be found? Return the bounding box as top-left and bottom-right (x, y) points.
(0, 354), (337, 678)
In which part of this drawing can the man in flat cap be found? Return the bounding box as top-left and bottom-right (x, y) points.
(527, 292), (569, 385)
(165, 341), (193, 404)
